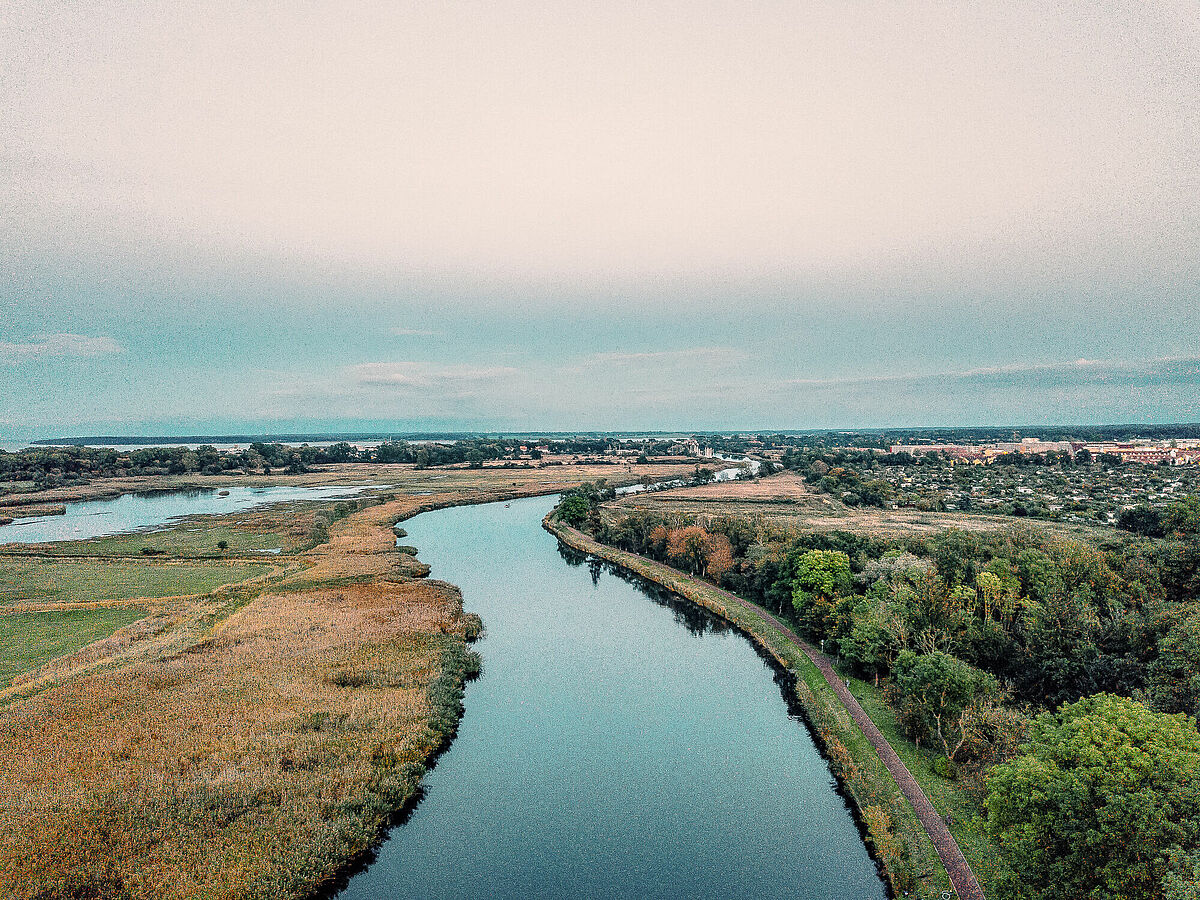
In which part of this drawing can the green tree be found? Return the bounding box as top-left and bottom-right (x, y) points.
(1163, 497), (1200, 537)
(840, 593), (905, 682)
(890, 650), (997, 760)
(987, 694), (1200, 900)
(791, 549), (852, 637)
(1165, 850), (1200, 900)
(557, 495), (591, 526)
(1150, 610), (1200, 721)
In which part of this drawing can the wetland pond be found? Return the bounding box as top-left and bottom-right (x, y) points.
(336, 495), (886, 900)
(0, 484), (382, 544)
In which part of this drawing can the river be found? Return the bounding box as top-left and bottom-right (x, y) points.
(334, 495), (885, 899)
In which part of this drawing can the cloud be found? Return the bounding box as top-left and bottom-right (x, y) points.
(348, 361), (518, 389)
(582, 347), (745, 366)
(0, 333), (124, 363)
(391, 328), (439, 337)
(779, 356), (1200, 391)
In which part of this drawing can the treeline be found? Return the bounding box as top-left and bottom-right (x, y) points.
(0, 443), (317, 485)
(1116, 498), (1200, 537)
(0, 436), (650, 489)
(567, 490), (1200, 898)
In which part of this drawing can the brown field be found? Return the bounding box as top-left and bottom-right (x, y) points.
(609, 471), (1111, 540)
(0, 462), (673, 899)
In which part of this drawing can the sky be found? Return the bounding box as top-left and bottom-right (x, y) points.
(2, 1), (1197, 440)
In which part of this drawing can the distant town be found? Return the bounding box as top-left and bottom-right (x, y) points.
(887, 437), (1200, 465)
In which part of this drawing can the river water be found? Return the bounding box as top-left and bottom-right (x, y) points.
(335, 495), (885, 899)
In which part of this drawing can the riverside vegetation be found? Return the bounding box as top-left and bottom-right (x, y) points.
(0, 462), (678, 899)
(560, 474), (1200, 900)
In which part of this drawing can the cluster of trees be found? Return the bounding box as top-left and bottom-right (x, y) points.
(611, 511), (1200, 722)
(1117, 498), (1200, 538)
(802, 459), (895, 507)
(0, 443), (314, 486)
(987, 694), (1200, 900)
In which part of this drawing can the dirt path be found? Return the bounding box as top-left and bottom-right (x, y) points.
(558, 523), (986, 900)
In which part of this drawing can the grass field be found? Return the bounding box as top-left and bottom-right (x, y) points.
(40, 523), (292, 557)
(0, 557), (271, 607)
(0, 606), (149, 686)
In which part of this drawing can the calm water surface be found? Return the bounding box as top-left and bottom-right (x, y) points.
(336, 496), (885, 900)
(0, 485), (382, 544)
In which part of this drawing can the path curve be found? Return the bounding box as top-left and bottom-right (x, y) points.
(555, 522), (986, 900)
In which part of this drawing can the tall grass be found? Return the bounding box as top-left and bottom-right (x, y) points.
(0, 496), (483, 900)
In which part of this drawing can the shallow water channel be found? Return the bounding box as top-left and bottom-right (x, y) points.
(336, 495), (885, 899)
(0, 484), (381, 544)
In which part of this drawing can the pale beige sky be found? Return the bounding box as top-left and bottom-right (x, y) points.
(2, 2), (1197, 436)
(4, 1), (1196, 288)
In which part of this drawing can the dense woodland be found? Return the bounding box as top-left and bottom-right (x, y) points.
(562, 480), (1200, 900)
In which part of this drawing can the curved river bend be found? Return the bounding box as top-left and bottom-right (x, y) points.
(337, 496), (885, 899)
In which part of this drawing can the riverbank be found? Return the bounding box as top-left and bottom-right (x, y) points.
(1, 467), (675, 899)
(546, 514), (968, 900)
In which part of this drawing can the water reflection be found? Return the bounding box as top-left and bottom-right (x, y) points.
(0, 484), (385, 544)
(337, 496), (885, 900)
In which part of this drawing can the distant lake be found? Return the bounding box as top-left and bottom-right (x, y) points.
(0, 485), (383, 544)
(334, 496), (885, 900)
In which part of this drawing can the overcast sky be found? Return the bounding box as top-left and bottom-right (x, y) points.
(2, 1), (1197, 439)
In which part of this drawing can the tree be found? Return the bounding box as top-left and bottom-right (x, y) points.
(557, 495), (591, 526)
(1118, 505), (1166, 537)
(840, 594), (904, 683)
(1150, 609), (1200, 721)
(703, 533), (735, 583)
(1163, 497), (1200, 537)
(890, 650), (997, 760)
(666, 525), (709, 576)
(1164, 850), (1200, 900)
(987, 694), (1200, 900)
(791, 549), (853, 636)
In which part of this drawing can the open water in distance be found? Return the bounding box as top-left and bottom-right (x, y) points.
(0, 485), (382, 544)
(336, 495), (885, 900)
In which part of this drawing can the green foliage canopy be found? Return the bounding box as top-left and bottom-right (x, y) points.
(890, 649), (997, 760)
(987, 694), (1200, 900)
(791, 549), (853, 636)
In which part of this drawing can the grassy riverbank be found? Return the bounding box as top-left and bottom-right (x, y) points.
(545, 514), (954, 899)
(0, 463), (675, 899)
(848, 677), (1010, 895)
(0, 492), (480, 899)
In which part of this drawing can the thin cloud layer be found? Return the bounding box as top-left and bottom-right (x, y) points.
(350, 362), (519, 389)
(780, 356), (1200, 391)
(0, 334), (123, 363)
